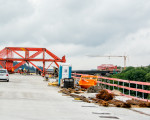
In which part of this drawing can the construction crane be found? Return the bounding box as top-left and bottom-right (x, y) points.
(87, 55), (127, 70)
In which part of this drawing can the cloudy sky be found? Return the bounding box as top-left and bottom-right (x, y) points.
(0, 0), (150, 70)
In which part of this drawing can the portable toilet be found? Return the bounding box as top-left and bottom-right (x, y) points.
(58, 63), (72, 85)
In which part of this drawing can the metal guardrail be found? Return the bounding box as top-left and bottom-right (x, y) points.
(71, 73), (150, 102)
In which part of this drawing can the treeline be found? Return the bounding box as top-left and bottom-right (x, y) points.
(0, 62), (44, 72)
(109, 66), (150, 99)
(13, 62), (36, 72)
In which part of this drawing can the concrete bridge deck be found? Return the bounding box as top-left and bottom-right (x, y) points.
(0, 74), (149, 120)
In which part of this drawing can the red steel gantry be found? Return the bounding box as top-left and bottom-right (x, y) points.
(0, 47), (66, 75)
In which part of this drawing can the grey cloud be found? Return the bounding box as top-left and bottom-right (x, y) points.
(0, 0), (34, 25)
(1, 0), (150, 68)
(0, 0), (150, 48)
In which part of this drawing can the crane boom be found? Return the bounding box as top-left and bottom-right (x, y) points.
(87, 55), (127, 69)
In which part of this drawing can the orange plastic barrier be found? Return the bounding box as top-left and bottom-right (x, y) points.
(79, 75), (98, 89)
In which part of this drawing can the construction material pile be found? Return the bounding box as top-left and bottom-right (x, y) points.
(126, 99), (150, 107)
(109, 99), (131, 108)
(59, 88), (91, 103)
(59, 88), (150, 108)
(91, 98), (109, 107)
(91, 90), (113, 107)
(87, 86), (103, 93)
(96, 90), (114, 101)
(91, 98), (131, 108)
(90, 90), (130, 108)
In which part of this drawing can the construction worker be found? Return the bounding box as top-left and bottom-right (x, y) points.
(12, 67), (14, 73)
(23, 68), (26, 75)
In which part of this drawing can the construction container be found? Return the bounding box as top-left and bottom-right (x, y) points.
(79, 75), (98, 89)
(63, 78), (74, 88)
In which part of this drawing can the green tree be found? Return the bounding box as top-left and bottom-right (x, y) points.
(110, 66), (150, 99)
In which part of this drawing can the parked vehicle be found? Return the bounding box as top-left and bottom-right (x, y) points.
(0, 69), (9, 82)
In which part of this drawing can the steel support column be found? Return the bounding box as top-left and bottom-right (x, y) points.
(43, 49), (45, 76)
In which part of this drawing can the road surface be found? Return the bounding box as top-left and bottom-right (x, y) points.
(0, 74), (149, 120)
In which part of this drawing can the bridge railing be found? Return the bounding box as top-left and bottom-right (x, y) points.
(71, 73), (150, 102)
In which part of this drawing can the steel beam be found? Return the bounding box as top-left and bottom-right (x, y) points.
(13, 61), (26, 70)
(0, 61), (5, 68)
(43, 49), (45, 75)
(0, 58), (64, 62)
(46, 49), (60, 60)
(29, 51), (42, 59)
(11, 50), (24, 58)
(46, 62), (53, 70)
(29, 61), (43, 72)
(54, 61), (59, 68)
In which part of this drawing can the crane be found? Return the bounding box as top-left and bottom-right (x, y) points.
(87, 55), (127, 70)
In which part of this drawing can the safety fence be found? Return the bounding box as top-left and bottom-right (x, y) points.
(71, 73), (150, 102)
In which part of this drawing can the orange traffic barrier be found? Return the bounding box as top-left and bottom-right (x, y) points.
(79, 75), (98, 89)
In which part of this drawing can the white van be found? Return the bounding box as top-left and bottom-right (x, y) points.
(0, 69), (9, 82)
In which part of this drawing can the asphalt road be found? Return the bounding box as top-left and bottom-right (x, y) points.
(0, 74), (149, 120)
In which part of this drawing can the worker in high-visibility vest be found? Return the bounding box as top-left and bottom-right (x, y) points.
(23, 68), (26, 75)
(12, 68), (14, 73)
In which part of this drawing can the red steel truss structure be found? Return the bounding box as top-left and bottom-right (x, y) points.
(0, 47), (66, 75)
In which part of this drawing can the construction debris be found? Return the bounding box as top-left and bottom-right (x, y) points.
(92, 90), (131, 108)
(90, 98), (109, 107)
(48, 82), (58, 86)
(111, 90), (122, 96)
(126, 100), (141, 105)
(98, 99), (109, 107)
(87, 86), (103, 93)
(126, 99), (150, 107)
(96, 90), (114, 101)
(59, 88), (150, 108)
(109, 99), (131, 108)
(59, 88), (91, 103)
